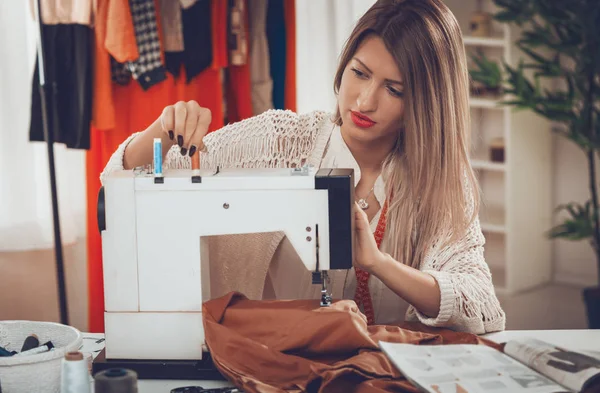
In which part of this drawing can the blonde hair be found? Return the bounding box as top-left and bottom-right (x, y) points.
(333, 0), (479, 268)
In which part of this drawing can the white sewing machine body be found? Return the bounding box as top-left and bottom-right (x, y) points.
(97, 165), (355, 364)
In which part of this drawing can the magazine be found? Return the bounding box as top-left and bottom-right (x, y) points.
(379, 337), (600, 393)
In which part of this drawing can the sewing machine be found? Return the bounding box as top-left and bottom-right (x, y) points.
(92, 163), (355, 379)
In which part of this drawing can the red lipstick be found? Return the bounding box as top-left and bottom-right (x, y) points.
(350, 111), (376, 128)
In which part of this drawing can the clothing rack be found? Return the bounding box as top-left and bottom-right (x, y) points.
(33, 0), (69, 326)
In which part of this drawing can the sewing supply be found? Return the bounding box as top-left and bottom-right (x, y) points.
(357, 186), (374, 210)
(191, 146), (201, 183)
(20, 333), (39, 352)
(94, 368), (138, 393)
(13, 341), (54, 356)
(82, 351), (93, 375)
(153, 137), (163, 183)
(60, 351), (91, 393)
(0, 346), (15, 357)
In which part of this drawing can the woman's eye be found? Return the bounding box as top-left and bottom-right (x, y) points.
(351, 68), (367, 78)
(387, 86), (404, 98)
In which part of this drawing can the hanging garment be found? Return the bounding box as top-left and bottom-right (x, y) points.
(203, 292), (504, 393)
(159, 0), (186, 78)
(29, 24), (93, 150)
(177, 0), (213, 83)
(126, 0), (167, 90)
(159, 0), (184, 52)
(248, 0), (273, 115)
(266, 0), (286, 110)
(225, 0), (253, 122)
(93, 0), (139, 130)
(180, 0), (199, 8)
(105, 0), (139, 63)
(228, 0), (248, 66)
(32, 0), (93, 25)
(105, 0), (140, 86)
(87, 0), (230, 333)
(283, 0), (296, 112)
(111, 57), (132, 85)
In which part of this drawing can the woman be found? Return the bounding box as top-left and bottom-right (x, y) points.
(101, 0), (506, 334)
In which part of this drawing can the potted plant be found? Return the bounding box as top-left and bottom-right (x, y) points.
(484, 0), (600, 328)
(469, 49), (503, 97)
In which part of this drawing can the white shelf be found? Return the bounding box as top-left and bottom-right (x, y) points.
(481, 222), (506, 234)
(471, 159), (506, 172)
(480, 205), (506, 234)
(470, 97), (503, 109)
(446, 0), (554, 295)
(463, 36), (506, 48)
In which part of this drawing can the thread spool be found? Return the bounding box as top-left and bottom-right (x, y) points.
(191, 147), (201, 183)
(61, 351), (91, 393)
(82, 352), (93, 375)
(192, 149), (200, 171)
(153, 138), (163, 177)
(94, 368), (138, 393)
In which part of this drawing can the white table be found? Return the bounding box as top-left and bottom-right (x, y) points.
(83, 330), (600, 393)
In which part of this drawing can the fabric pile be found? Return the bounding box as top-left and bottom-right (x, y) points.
(202, 292), (504, 393)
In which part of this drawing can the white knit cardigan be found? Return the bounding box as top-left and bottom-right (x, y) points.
(101, 109), (506, 334)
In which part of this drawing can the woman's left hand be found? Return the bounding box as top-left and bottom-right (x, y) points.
(353, 202), (386, 274)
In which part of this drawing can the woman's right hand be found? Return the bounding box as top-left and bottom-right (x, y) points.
(160, 100), (212, 157)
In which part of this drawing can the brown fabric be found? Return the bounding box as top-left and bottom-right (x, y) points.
(228, 0), (248, 65)
(203, 292), (503, 393)
(159, 0), (184, 52)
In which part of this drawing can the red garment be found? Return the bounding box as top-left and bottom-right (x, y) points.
(87, 0), (229, 333)
(92, 0), (139, 131)
(203, 292), (503, 393)
(354, 200), (388, 325)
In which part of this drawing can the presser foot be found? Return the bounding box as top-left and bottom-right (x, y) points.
(312, 271), (332, 307)
(320, 289), (332, 307)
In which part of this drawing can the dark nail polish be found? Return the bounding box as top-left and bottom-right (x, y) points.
(177, 135), (183, 147)
(180, 147), (187, 156)
(168, 130), (174, 140)
(189, 145), (197, 157)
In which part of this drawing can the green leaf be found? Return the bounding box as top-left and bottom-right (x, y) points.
(494, 11), (518, 23)
(518, 44), (552, 65)
(548, 202), (595, 241)
(469, 51), (503, 88)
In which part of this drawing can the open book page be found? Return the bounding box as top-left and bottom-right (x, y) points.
(379, 342), (571, 393)
(504, 338), (600, 393)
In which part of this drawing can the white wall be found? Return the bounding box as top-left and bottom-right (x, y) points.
(0, 0), (87, 251)
(295, 0), (375, 115)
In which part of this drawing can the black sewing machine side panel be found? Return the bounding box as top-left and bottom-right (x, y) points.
(315, 168), (355, 270)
